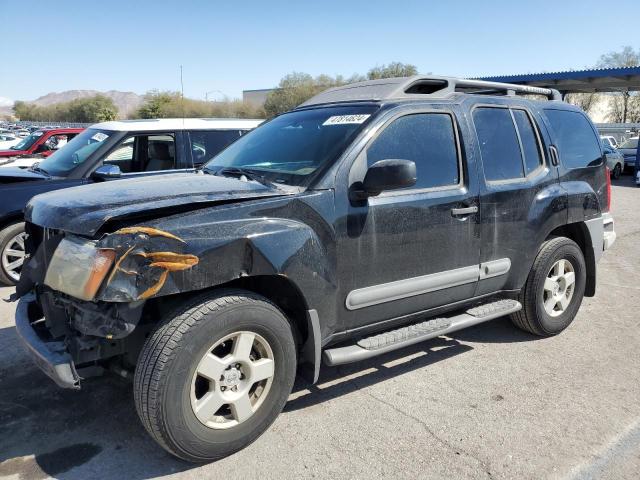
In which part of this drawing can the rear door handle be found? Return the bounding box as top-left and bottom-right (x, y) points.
(451, 206), (478, 216)
(549, 145), (559, 166)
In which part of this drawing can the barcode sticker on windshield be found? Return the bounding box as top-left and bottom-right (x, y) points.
(91, 132), (108, 142)
(323, 114), (370, 126)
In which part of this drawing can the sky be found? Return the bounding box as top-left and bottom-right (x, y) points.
(0, 0), (638, 104)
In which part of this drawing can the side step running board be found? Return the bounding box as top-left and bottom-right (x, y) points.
(323, 299), (521, 366)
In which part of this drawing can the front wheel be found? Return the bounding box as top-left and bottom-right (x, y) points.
(511, 237), (586, 336)
(134, 290), (297, 462)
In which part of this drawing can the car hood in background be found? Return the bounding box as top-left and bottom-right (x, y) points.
(0, 149), (27, 157)
(0, 166), (49, 183)
(26, 172), (292, 236)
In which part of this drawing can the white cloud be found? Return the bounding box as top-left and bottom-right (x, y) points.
(0, 96), (14, 107)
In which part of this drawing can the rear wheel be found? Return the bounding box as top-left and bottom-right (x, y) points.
(0, 222), (26, 286)
(511, 237), (586, 336)
(134, 290), (297, 462)
(612, 163), (622, 179)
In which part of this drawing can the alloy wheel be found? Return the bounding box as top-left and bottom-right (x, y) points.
(542, 259), (575, 317)
(190, 331), (275, 429)
(1, 231), (27, 282)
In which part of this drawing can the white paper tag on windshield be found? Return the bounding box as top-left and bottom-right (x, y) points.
(91, 132), (108, 142)
(323, 114), (370, 126)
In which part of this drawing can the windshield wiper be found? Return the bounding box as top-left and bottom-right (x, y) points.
(30, 164), (50, 176)
(215, 167), (277, 189)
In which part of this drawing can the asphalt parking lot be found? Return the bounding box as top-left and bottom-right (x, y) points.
(0, 177), (638, 480)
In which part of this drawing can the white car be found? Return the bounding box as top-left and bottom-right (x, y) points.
(0, 155), (43, 168)
(0, 134), (20, 150)
(600, 135), (618, 149)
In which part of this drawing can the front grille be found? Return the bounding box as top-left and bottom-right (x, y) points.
(24, 223), (64, 278)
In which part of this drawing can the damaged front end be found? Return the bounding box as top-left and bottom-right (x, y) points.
(41, 226), (199, 304)
(13, 224), (200, 389)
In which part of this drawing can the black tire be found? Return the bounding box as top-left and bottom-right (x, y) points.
(134, 289), (297, 462)
(0, 222), (25, 286)
(612, 163), (622, 180)
(510, 237), (586, 336)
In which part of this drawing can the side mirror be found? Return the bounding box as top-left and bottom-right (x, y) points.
(356, 159), (416, 199)
(92, 164), (122, 180)
(35, 144), (50, 153)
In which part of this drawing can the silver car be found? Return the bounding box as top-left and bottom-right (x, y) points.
(602, 142), (624, 179)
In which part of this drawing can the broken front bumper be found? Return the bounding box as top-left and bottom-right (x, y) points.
(15, 293), (80, 389)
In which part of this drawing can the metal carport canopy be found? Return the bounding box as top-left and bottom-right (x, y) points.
(475, 66), (640, 93)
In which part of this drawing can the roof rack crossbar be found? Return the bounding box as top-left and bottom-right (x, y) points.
(297, 75), (563, 108)
(448, 78), (562, 101)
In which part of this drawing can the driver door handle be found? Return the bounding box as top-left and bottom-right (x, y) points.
(451, 206), (478, 216)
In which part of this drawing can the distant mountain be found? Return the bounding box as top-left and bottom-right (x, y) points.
(30, 90), (144, 117)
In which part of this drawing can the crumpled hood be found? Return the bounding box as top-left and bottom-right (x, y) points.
(26, 172), (291, 236)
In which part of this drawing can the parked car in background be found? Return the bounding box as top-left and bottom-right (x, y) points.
(15, 129), (30, 138)
(602, 142), (624, 179)
(0, 117), (262, 284)
(619, 136), (639, 172)
(0, 128), (84, 166)
(600, 135), (618, 149)
(0, 134), (20, 150)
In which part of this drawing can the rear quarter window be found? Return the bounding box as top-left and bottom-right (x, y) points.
(544, 109), (602, 169)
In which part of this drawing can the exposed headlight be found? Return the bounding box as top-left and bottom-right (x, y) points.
(44, 236), (116, 301)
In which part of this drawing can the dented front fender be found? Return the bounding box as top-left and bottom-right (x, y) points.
(95, 212), (334, 310)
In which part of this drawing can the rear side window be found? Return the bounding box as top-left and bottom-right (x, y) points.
(473, 108), (524, 181)
(189, 130), (244, 165)
(512, 110), (543, 175)
(474, 107), (545, 181)
(544, 109), (602, 169)
(366, 112), (460, 190)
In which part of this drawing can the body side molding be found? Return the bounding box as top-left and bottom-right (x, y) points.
(345, 260), (512, 310)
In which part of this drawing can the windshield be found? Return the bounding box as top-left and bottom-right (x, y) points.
(39, 129), (113, 176)
(10, 131), (44, 150)
(204, 105), (378, 186)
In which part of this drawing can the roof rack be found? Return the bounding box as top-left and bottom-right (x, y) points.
(297, 75), (563, 108)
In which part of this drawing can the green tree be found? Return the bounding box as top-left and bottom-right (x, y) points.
(12, 95), (118, 122)
(597, 46), (640, 122)
(69, 95), (118, 122)
(264, 73), (320, 117)
(132, 90), (264, 120)
(367, 62), (418, 80)
(135, 90), (182, 118)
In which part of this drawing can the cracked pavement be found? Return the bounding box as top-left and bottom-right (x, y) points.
(0, 176), (638, 479)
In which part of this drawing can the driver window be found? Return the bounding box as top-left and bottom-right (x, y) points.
(45, 134), (69, 151)
(366, 113), (460, 190)
(104, 137), (135, 172)
(103, 134), (176, 173)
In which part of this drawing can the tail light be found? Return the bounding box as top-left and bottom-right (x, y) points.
(604, 166), (612, 212)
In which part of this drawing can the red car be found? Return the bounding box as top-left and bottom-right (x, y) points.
(0, 127), (84, 159)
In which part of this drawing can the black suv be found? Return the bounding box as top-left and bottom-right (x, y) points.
(12, 76), (615, 462)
